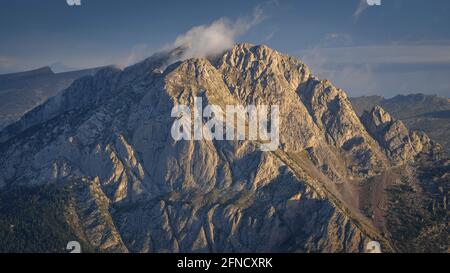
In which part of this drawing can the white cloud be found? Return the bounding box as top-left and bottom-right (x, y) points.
(110, 7), (265, 69)
(353, 0), (370, 20)
(166, 7), (264, 63)
(116, 44), (155, 69)
(110, 4), (271, 69)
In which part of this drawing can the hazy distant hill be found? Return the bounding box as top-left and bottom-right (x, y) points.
(351, 94), (450, 154)
(0, 66), (104, 130)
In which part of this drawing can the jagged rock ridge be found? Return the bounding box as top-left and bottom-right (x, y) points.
(0, 44), (448, 253)
(351, 94), (450, 155)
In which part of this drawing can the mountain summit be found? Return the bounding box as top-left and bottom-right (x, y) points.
(0, 44), (448, 253)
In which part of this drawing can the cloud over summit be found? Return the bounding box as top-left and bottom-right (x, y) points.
(168, 7), (264, 62)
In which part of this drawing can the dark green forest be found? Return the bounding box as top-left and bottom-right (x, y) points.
(0, 184), (94, 253)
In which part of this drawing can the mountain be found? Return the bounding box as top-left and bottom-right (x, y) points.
(351, 94), (450, 155)
(0, 44), (448, 253)
(0, 66), (105, 130)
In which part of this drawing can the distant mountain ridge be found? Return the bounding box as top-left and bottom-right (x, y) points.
(0, 66), (54, 82)
(0, 66), (106, 130)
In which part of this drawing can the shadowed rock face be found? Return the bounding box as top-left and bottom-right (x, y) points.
(0, 44), (448, 253)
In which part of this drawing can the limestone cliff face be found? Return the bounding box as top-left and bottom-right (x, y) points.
(361, 106), (434, 163)
(0, 44), (447, 253)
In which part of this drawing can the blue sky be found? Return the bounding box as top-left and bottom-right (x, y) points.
(1, 0), (449, 97)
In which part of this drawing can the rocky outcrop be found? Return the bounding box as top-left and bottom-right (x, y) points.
(361, 106), (434, 163)
(351, 94), (450, 155)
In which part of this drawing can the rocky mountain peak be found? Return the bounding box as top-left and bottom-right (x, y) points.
(367, 105), (393, 127)
(361, 105), (434, 163)
(216, 44), (311, 90)
(0, 44), (447, 253)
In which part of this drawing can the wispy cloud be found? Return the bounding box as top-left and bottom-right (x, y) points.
(263, 26), (278, 42)
(298, 43), (450, 97)
(323, 33), (353, 47)
(112, 6), (265, 69)
(167, 7), (265, 62)
(353, 0), (370, 20)
(300, 45), (450, 65)
(116, 44), (156, 68)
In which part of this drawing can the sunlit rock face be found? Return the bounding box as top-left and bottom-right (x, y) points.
(0, 44), (447, 253)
